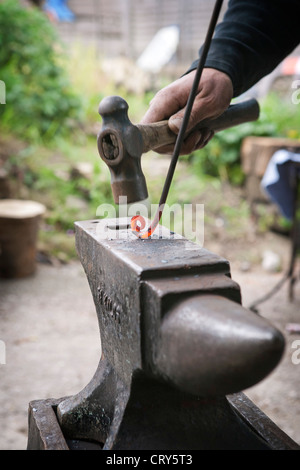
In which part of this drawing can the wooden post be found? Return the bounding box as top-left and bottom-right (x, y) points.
(0, 199), (45, 278)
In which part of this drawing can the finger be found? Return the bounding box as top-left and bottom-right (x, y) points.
(140, 74), (195, 124)
(153, 127), (215, 155)
(194, 129), (214, 149)
(140, 101), (166, 124)
(168, 94), (223, 136)
(141, 88), (181, 124)
(152, 129), (208, 156)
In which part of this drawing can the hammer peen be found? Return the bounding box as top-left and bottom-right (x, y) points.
(97, 95), (260, 204)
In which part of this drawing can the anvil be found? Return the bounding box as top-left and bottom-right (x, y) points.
(27, 219), (299, 450)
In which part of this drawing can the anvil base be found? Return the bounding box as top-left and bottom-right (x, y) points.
(27, 382), (299, 450)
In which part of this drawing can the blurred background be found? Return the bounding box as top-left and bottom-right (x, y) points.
(0, 0), (299, 450)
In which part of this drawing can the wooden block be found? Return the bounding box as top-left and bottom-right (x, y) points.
(0, 199), (45, 278)
(241, 136), (300, 178)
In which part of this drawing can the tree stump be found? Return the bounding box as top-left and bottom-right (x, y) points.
(0, 199), (45, 278)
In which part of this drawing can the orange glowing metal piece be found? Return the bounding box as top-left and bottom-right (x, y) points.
(131, 209), (163, 239)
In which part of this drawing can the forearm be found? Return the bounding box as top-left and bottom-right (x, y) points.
(187, 0), (300, 97)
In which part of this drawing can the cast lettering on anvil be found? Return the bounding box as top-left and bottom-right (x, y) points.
(106, 454), (193, 466)
(97, 284), (122, 324)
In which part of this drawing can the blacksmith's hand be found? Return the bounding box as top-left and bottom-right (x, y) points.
(141, 68), (233, 155)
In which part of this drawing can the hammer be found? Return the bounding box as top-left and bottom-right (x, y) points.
(97, 95), (260, 204)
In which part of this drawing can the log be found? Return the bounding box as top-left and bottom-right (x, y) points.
(0, 199), (45, 278)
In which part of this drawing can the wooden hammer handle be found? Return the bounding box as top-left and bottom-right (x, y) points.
(137, 98), (259, 153)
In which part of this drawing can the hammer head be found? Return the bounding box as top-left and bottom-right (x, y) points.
(97, 96), (148, 204)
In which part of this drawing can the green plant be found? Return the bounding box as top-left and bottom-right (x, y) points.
(0, 0), (83, 142)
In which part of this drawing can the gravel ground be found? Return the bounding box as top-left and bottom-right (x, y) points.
(0, 252), (299, 450)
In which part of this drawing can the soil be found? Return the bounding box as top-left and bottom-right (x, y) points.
(0, 224), (299, 451)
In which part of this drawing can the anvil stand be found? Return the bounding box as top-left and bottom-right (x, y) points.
(249, 161), (300, 313)
(27, 219), (300, 450)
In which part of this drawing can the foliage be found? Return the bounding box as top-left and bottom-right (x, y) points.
(2, 133), (115, 260)
(10, 137), (114, 221)
(2, 2), (298, 260)
(0, 0), (82, 141)
(63, 42), (157, 132)
(0, 13), (157, 260)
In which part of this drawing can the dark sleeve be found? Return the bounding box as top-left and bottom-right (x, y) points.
(187, 0), (300, 97)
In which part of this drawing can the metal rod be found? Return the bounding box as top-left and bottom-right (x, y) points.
(134, 0), (224, 238)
